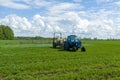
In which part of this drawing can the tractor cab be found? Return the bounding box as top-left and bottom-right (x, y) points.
(67, 35), (78, 41)
(64, 35), (82, 51)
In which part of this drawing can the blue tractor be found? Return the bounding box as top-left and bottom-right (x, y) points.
(64, 35), (82, 51)
(52, 33), (85, 52)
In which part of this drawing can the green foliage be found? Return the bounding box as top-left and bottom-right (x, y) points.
(0, 25), (14, 40)
(0, 40), (120, 80)
(0, 26), (4, 39)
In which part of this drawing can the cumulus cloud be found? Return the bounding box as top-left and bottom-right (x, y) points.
(0, 14), (32, 36)
(0, 14), (64, 37)
(1, 11), (120, 39)
(32, 14), (45, 28)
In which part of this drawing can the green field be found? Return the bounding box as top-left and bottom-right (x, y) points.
(0, 40), (120, 80)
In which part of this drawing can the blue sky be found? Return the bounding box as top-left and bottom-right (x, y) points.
(0, 0), (120, 39)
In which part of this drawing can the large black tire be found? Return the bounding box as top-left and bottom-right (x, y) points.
(53, 42), (56, 48)
(81, 46), (86, 52)
(64, 42), (69, 51)
(67, 46), (70, 51)
(73, 46), (77, 52)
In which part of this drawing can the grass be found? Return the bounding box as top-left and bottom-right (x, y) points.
(0, 40), (120, 80)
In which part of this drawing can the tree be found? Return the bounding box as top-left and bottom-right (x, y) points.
(0, 26), (4, 39)
(0, 25), (14, 40)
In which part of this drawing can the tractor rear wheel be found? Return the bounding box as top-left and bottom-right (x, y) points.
(64, 42), (70, 51)
(73, 47), (77, 52)
(53, 42), (56, 48)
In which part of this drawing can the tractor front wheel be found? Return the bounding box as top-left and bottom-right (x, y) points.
(81, 46), (86, 52)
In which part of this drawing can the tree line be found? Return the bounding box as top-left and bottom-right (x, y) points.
(0, 25), (14, 40)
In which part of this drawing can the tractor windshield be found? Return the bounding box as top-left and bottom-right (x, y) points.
(67, 35), (77, 40)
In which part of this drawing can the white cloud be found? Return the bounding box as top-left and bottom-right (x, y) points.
(85, 10), (118, 39)
(0, 0), (29, 9)
(73, 0), (83, 2)
(114, 1), (120, 5)
(0, 0), (53, 9)
(48, 2), (83, 14)
(21, 0), (52, 8)
(1, 11), (120, 39)
(31, 0), (51, 7)
(0, 14), (65, 37)
(0, 14), (32, 36)
(96, 0), (111, 3)
(32, 14), (45, 27)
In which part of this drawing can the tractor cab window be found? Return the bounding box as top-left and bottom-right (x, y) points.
(67, 35), (77, 40)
